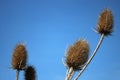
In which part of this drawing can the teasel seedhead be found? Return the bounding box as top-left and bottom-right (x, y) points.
(25, 65), (36, 80)
(66, 39), (90, 71)
(97, 9), (114, 36)
(12, 43), (27, 70)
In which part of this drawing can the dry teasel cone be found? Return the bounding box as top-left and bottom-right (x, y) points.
(24, 65), (36, 80)
(74, 9), (114, 80)
(65, 39), (90, 80)
(12, 43), (27, 80)
(97, 9), (114, 36)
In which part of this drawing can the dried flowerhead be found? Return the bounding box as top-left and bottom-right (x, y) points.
(25, 66), (36, 80)
(97, 9), (114, 36)
(66, 39), (90, 70)
(12, 43), (27, 70)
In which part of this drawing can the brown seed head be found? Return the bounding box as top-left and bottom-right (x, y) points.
(97, 9), (114, 36)
(12, 43), (27, 70)
(25, 66), (36, 80)
(66, 39), (90, 71)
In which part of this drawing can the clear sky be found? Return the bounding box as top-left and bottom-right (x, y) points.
(0, 0), (120, 80)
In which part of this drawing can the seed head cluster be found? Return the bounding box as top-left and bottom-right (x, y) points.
(25, 66), (36, 80)
(12, 44), (27, 70)
(66, 40), (90, 71)
(97, 9), (114, 36)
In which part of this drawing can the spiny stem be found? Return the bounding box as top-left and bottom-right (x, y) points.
(16, 70), (20, 80)
(65, 67), (75, 80)
(74, 34), (105, 80)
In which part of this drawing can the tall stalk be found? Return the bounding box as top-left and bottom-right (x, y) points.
(65, 67), (75, 80)
(16, 70), (20, 80)
(74, 34), (105, 80)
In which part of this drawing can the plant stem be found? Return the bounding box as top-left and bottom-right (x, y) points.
(16, 70), (20, 80)
(74, 34), (105, 80)
(65, 67), (75, 80)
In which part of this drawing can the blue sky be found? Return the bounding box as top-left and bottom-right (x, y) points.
(0, 0), (120, 80)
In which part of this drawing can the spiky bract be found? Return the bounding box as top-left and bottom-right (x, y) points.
(66, 39), (90, 71)
(12, 43), (27, 70)
(25, 66), (36, 80)
(97, 9), (114, 36)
